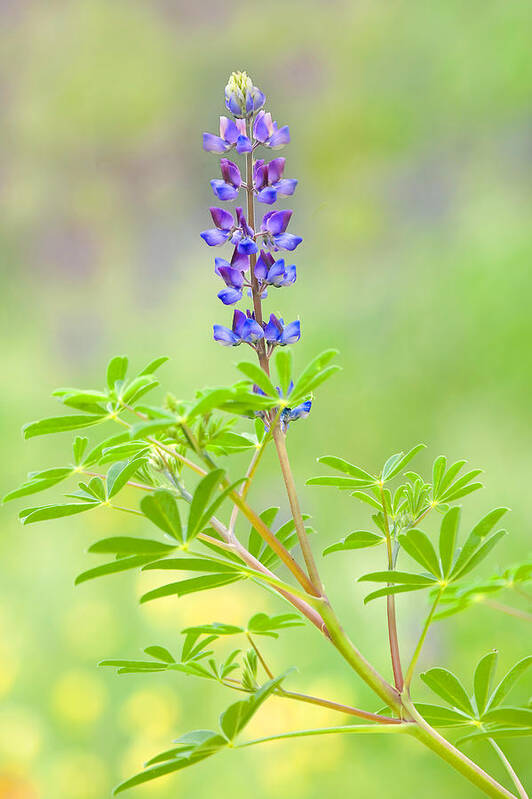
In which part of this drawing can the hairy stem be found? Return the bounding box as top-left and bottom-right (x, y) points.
(488, 738), (529, 799)
(380, 484), (404, 691)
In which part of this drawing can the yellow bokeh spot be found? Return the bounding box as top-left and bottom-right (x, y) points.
(62, 598), (118, 657)
(48, 751), (108, 799)
(120, 687), (180, 739)
(0, 774), (40, 799)
(0, 650), (19, 698)
(120, 738), (175, 796)
(51, 670), (106, 726)
(0, 707), (43, 765)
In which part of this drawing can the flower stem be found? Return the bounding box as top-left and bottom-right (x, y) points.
(379, 484), (404, 691)
(488, 738), (529, 799)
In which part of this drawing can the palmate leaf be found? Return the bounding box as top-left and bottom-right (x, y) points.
(81, 432), (130, 468)
(106, 355), (129, 391)
(316, 456), (375, 482)
(481, 707), (532, 727)
(323, 530), (384, 556)
(307, 476), (373, 489)
(363, 584), (432, 604)
(247, 612), (304, 637)
(274, 348), (293, 396)
(381, 444), (426, 482)
(120, 375), (159, 405)
(75, 555), (155, 585)
(187, 469), (225, 539)
(237, 361), (278, 398)
(106, 457), (148, 499)
(359, 570), (438, 586)
(457, 727), (532, 744)
(141, 489), (183, 542)
(474, 651), (498, 716)
(181, 623), (245, 637)
(414, 703), (473, 728)
(140, 573), (243, 604)
(144, 645), (175, 663)
(289, 349), (339, 403)
(432, 457), (483, 503)
(398, 529), (441, 577)
(114, 732), (227, 794)
(21, 500), (100, 525)
(88, 537), (177, 556)
(488, 656), (532, 709)
(439, 506), (460, 577)
(23, 413), (107, 439)
(3, 467), (74, 503)
(248, 507), (280, 558)
(137, 356), (169, 377)
(219, 672), (290, 740)
(420, 668), (475, 715)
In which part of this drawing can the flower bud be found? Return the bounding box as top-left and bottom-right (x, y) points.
(225, 70), (265, 118)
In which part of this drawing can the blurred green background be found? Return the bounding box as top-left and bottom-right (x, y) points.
(1, 0), (531, 796)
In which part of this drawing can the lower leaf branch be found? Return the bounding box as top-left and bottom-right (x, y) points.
(237, 722), (414, 749)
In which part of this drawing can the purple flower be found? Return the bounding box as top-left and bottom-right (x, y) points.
(263, 313), (301, 346)
(225, 71), (265, 118)
(210, 159), (242, 201)
(203, 116), (252, 155)
(213, 309), (264, 347)
(201, 207), (258, 254)
(255, 250), (296, 288)
(215, 262), (245, 305)
(260, 210), (302, 252)
(253, 158), (298, 205)
(253, 111), (290, 149)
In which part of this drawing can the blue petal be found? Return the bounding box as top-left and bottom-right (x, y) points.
(236, 135), (252, 154)
(203, 133), (229, 153)
(210, 180), (239, 201)
(241, 319), (264, 343)
(217, 288), (243, 305)
(237, 237), (258, 255)
(273, 233), (302, 251)
(201, 229), (230, 246)
(213, 325), (240, 346)
(280, 320), (301, 345)
(268, 126), (290, 149)
(256, 186), (277, 204)
(275, 178), (298, 197)
(289, 400), (312, 420)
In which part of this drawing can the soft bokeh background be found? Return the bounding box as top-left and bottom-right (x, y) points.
(1, 1), (531, 796)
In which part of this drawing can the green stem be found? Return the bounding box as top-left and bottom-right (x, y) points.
(402, 693), (517, 799)
(488, 738), (529, 799)
(237, 722), (413, 748)
(404, 587), (443, 688)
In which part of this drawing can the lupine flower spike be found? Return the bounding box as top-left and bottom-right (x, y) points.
(203, 71), (309, 431)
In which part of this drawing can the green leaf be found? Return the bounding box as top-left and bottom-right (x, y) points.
(420, 668), (474, 715)
(359, 570), (438, 585)
(488, 656), (532, 709)
(187, 470), (225, 541)
(248, 507), (280, 558)
(142, 557), (238, 574)
(247, 613), (304, 637)
(441, 482), (483, 503)
(75, 556), (153, 585)
(363, 584), (430, 604)
(114, 732), (226, 794)
(219, 673), (289, 740)
(106, 457), (147, 499)
(316, 456), (375, 482)
(81, 433), (130, 467)
(22, 501), (100, 524)
(275, 349), (293, 395)
(188, 388), (236, 419)
(144, 646), (175, 663)
(99, 442), (150, 465)
(435, 459), (466, 497)
(106, 355), (128, 390)
(88, 537), (176, 556)
(195, 478), (246, 540)
(481, 707), (532, 726)
(415, 703), (472, 727)
(307, 476), (373, 489)
(352, 491), (383, 511)
(290, 349), (338, 399)
(138, 356), (169, 376)
(181, 623), (244, 637)
(73, 436), (89, 465)
(439, 506), (460, 577)
(140, 574), (242, 603)
(450, 508), (509, 579)
(141, 489), (183, 541)
(323, 531), (384, 556)
(398, 529), (441, 577)
(23, 414), (106, 439)
(432, 456), (446, 496)
(474, 651), (498, 716)
(237, 362), (277, 398)
(291, 365), (341, 400)
(121, 375), (159, 405)
(3, 470), (74, 503)
(382, 444), (425, 481)
(451, 531), (507, 581)
(458, 727), (532, 744)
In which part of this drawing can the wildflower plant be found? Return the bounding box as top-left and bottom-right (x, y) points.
(5, 72), (532, 797)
